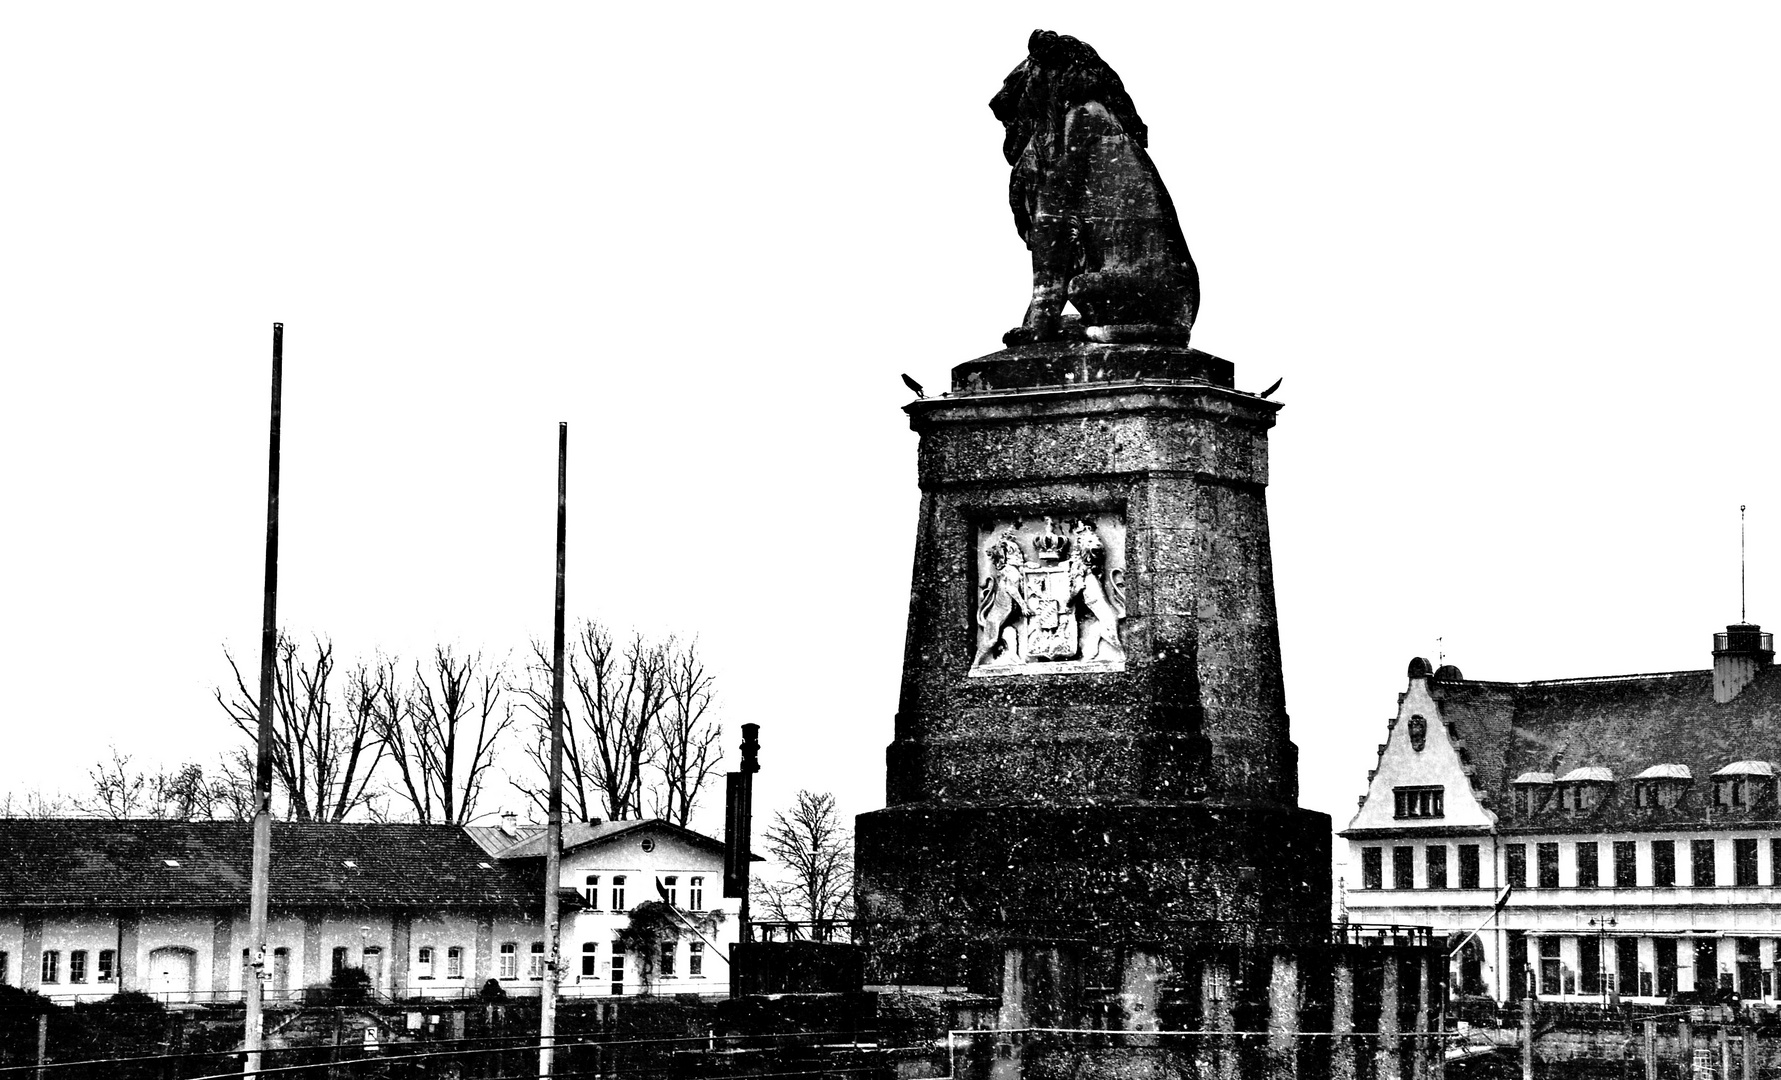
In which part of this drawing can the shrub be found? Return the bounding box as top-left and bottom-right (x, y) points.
(329, 965), (372, 1004)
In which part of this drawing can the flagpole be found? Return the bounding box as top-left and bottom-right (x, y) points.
(244, 323), (283, 1077)
(539, 422), (567, 1077)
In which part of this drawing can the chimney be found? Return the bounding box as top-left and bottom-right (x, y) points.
(499, 811), (519, 838)
(1713, 622), (1773, 703)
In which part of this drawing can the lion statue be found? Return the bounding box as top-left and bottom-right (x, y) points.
(990, 30), (1199, 347)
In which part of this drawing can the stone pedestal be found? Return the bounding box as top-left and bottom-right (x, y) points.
(857, 340), (1333, 1075)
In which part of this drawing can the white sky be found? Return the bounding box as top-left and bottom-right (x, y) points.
(4, 4), (1780, 848)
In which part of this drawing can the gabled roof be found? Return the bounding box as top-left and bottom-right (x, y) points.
(0, 820), (541, 911)
(465, 823), (544, 857)
(1416, 663), (1781, 831)
(490, 818), (741, 861)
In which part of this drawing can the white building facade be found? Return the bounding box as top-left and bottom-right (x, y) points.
(475, 818), (741, 998)
(0, 817), (738, 1004)
(1343, 626), (1781, 1006)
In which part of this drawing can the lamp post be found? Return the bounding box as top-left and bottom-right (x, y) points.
(1588, 914), (1619, 1007)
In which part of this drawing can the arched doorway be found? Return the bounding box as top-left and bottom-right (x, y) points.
(146, 946), (197, 1002)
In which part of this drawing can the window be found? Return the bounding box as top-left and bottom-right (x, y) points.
(689, 941), (704, 978)
(1655, 938), (1678, 997)
(1507, 931), (1528, 1001)
(1692, 839), (1717, 887)
(41, 950), (59, 984)
(1615, 938), (1638, 998)
(416, 946), (434, 980)
(1393, 786), (1444, 819)
(1506, 844), (1527, 888)
(0, 951), (8, 985)
(581, 942), (599, 978)
(1576, 842), (1598, 888)
(1774, 839), (1781, 885)
(1580, 936), (1601, 995)
(1538, 937), (1561, 996)
(689, 876), (705, 911)
(1613, 839), (1637, 886)
(1693, 938), (1719, 994)
(97, 949), (114, 983)
(1718, 777), (1748, 809)
(1426, 845), (1448, 890)
(447, 947), (463, 979)
(659, 941), (676, 978)
(499, 942), (518, 980)
(610, 941), (626, 995)
(1738, 937), (1761, 999)
(584, 874), (600, 905)
(69, 949), (87, 984)
(1458, 845), (1480, 889)
(1536, 843), (1559, 888)
(612, 875), (627, 911)
(661, 875), (678, 908)
(1361, 847), (1383, 890)
(528, 942), (545, 979)
(332, 946), (348, 975)
(1736, 838), (1759, 885)
(1392, 846), (1413, 890)
(1652, 840), (1674, 886)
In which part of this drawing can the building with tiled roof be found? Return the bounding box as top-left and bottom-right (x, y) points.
(0, 816), (737, 1004)
(1342, 624), (1781, 1005)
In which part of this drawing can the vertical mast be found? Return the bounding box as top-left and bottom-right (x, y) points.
(539, 422), (567, 1077)
(244, 323), (282, 1076)
(1742, 504), (1748, 622)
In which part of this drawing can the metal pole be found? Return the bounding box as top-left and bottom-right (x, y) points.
(539, 422), (567, 1078)
(245, 322), (282, 1077)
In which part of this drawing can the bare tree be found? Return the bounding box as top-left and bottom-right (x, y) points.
(649, 638), (723, 829)
(72, 747), (249, 820)
(752, 791), (854, 924)
(376, 647), (516, 824)
(72, 747), (148, 818)
(0, 790), (66, 818)
(516, 622), (668, 821)
(215, 633), (386, 822)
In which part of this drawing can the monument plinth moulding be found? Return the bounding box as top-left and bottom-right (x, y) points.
(854, 31), (1396, 1071)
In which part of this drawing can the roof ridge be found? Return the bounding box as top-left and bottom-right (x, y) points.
(1446, 668), (1706, 689)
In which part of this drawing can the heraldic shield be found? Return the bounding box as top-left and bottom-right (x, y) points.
(970, 513), (1126, 676)
(1020, 561), (1079, 660)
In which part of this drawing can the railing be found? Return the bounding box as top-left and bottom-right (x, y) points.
(1334, 923), (1438, 948)
(746, 920), (855, 943)
(1715, 630), (1773, 653)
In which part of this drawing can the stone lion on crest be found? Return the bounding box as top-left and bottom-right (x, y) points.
(991, 30), (1200, 347)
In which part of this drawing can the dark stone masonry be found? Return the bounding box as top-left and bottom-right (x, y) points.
(856, 338), (1331, 977)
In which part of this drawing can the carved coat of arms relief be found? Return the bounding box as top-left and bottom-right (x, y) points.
(971, 514), (1126, 676)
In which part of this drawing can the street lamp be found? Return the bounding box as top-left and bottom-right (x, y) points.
(1587, 915), (1619, 1006)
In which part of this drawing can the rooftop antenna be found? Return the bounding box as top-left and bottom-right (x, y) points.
(1437, 636), (1444, 667)
(1742, 504), (1748, 622)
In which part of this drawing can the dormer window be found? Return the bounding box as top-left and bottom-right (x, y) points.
(1714, 762), (1775, 810)
(1556, 767), (1614, 815)
(1510, 772), (1555, 815)
(1633, 764), (1692, 809)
